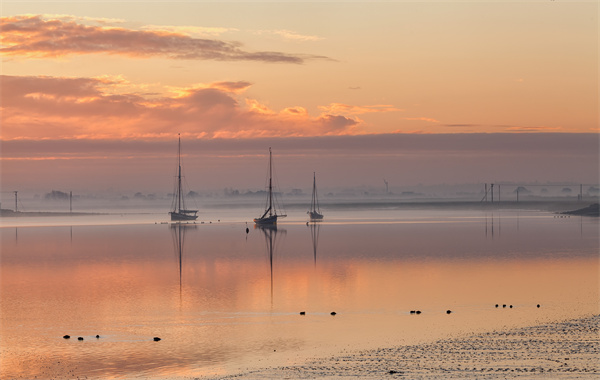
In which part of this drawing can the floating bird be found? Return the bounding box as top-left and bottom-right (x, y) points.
(153, 337), (161, 341)
(63, 335), (70, 339)
(446, 310), (452, 314)
(510, 305), (513, 308)
(410, 310), (416, 314)
(300, 311), (306, 315)
(77, 337), (84, 341)
(416, 310), (421, 314)
(330, 311), (337, 316)
(503, 304), (507, 308)
(495, 304), (499, 308)
(96, 335), (100, 338)
(537, 304), (541, 308)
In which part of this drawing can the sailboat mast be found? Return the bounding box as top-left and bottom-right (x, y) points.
(268, 147), (273, 216)
(177, 134), (182, 213)
(311, 172), (317, 211)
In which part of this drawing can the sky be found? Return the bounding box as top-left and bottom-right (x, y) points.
(0, 1), (598, 197)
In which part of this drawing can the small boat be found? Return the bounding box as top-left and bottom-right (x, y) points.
(308, 172), (324, 220)
(254, 148), (286, 225)
(169, 135), (198, 221)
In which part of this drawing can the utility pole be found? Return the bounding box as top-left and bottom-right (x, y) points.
(383, 179), (388, 194)
(491, 184), (494, 203)
(70, 191), (72, 213)
(14, 191), (18, 212)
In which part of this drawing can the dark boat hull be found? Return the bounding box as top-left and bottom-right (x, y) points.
(170, 212), (198, 221)
(254, 215), (278, 225)
(309, 211), (324, 220)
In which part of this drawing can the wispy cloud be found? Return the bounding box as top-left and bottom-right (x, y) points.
(254, 29), (324, 42)
(0, 75), (359, 140)
(0, 15), (330, 63)
(504, 125), (563, 132)
(140, 25), (239, 37)
(318, 103), (402, 116)
(404, 117), (440, 123)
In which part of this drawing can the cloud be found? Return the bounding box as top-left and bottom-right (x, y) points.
(0, 75), (360, 140)
(504, 125), (563, 132)
(0, 15), (330, 63)
(254, 29), (324, 42)
(318, 103), (402, 116)
(404, 117), (440, 123)
(141, 25), (238, 37)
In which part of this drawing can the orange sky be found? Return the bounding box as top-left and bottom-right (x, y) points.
(0, 1), (598, 194)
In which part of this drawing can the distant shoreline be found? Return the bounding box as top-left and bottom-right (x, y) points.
(1, 200), (598, 217)
(0, 209), (103, 217)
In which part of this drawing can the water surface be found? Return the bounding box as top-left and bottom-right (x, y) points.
(1, 208), (598, 379)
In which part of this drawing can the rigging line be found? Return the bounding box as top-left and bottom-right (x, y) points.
(270, 152), (286, 216)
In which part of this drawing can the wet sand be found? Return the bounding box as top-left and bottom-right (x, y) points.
(211, 315), (599, 379)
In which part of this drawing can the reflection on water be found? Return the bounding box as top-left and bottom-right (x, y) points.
(257, 224), (286, 305)
(0, 210), (598, 379)
(171, 223), (197, 305)
(309, 222), (320, 265)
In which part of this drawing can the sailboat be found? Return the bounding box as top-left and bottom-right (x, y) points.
(308, 172), (324, 220)
(254, 148), (286, 225)
(169, 135), (198, 221)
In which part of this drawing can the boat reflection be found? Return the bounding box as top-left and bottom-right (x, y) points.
(309, 222), (320, 266)
(170, 222), (197, 303)
(256, 224), (286, 304)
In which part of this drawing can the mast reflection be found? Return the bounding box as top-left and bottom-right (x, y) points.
(309, 222), (320, 266)
(170, 222), (197, 304)
(256, 224), (286, 304)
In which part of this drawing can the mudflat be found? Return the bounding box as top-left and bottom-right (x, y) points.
(214, 315), (599, 379)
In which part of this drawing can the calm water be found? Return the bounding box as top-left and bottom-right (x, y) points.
(1, 207), (598, 379)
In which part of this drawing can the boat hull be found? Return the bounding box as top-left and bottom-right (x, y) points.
(254, 215), (278, 225)
(170, 212), (198, 221)
(309, 211), (324, 220)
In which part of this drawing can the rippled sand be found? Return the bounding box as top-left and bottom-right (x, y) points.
(211, 315), (599, 379)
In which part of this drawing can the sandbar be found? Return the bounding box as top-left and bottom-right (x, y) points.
(210, 315), (599, 379)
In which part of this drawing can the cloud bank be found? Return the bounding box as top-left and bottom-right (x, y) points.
(0, 15), (329, 63)
(1, 74), (369, 140)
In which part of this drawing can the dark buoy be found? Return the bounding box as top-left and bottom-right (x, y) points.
(77, 337), (84, 341)
(300, 311), (306, 315)
(330, 311), (337, 316)
(63, 335), (70, 339)
(446, 310), (452, 314)
(153, 337), (161, 341)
